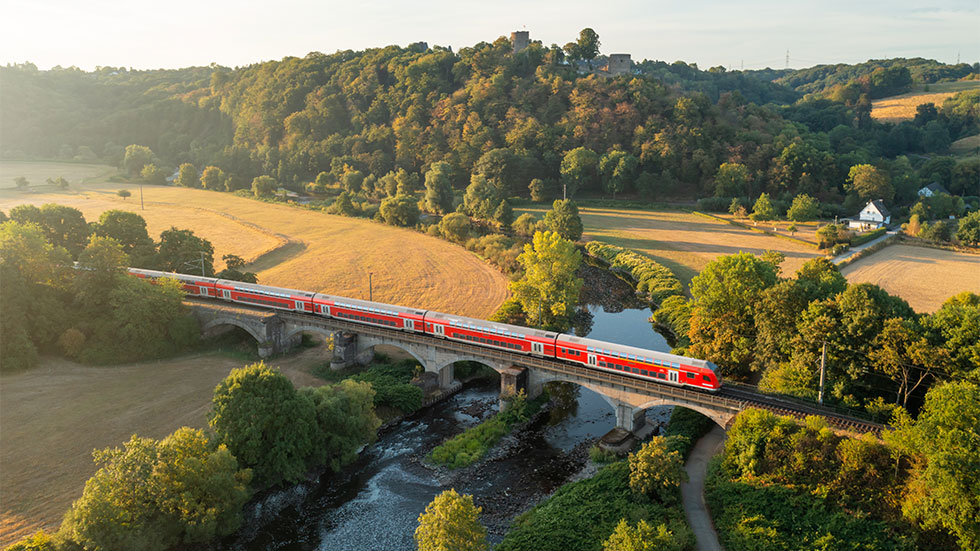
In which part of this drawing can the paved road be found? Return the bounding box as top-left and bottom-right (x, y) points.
(833, 230), (897, 265)
(680, 425), (727, 551)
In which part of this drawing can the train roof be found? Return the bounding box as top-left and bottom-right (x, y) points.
(214, 279), (315, 299)
(313, 294), (425, 317)
(424, 311), (558, 341)
(557, 333), (719, 374)
(129, 268), (218, 284)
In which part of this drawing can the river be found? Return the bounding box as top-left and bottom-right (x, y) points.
(213, 305), (672, 550)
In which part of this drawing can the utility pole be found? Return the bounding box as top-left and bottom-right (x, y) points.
(369, 272), (373, 302)
(818, 341), (827, 405)
(785, 49), (790, 69)
(562, 183), (567, 201)
(139, 183), (144, 211)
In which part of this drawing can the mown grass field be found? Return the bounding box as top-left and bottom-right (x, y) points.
(0, 350), (329, 546)
(840, 244), (980, 313)
(521, 206), (822, 287)
(949, 134), (980, 157)
(0, 162), (509, 317)
(870, 80), (977, 123)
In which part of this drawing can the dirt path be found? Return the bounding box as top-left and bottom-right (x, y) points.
(680, 425), (727, 551)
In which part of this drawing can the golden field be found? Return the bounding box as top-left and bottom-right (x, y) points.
(0, 161), (509, 317)
(840, 244), (980, 313)
(870, 80), (977, 123)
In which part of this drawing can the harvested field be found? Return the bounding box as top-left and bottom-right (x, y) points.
(521, 207), (822, 287)
(950, 134), (979, 157)
(0, 349), (330, 546)
(0, 162), (508, 317)
(0, 161), (116, 189)
(841, 244), (980, 312)
(871, 80), (977, 123)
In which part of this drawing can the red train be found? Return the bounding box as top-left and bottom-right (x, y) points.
(130, 268), (722, 391)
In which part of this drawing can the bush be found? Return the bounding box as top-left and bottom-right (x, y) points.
(428, 393), (530, 469)
(346, 361), (424, 414)
(696, 196), (732, 212)
(589, 445), (619, 464)
(850, 227), (886, 247)
(628, 436), (687, 502)
(438, 212), (472, 242)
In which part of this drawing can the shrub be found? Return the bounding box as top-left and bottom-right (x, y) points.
(696, 196), (732, 212)
(585, 242), (683, 304)
(589, 445), (619, 464)
(438, 212), (472, 242)
(628, 436), (687, 502)
(57, 327), (86, 359)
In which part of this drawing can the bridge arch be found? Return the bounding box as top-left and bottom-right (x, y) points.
(635, 399), (735, 430)
(201, 317), (266, 346)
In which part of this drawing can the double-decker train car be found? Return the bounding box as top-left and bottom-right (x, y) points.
(554, 334), (721, 391)
(125, 268), (721, 392)
(213, 280), (315, 313)
(129, 268), (217, 298)
(313, 294), (426, 332)
(423, 311), (558, 357)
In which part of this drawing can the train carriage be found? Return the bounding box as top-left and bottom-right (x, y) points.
(313, 294), (425, 332)
(214, 279), (314, 312)
(423, 311), (558, 357)
(128, 268), (217, 298)
(555, 334), (721, 391)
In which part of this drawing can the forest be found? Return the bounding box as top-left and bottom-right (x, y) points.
(2, 32), (977, 212)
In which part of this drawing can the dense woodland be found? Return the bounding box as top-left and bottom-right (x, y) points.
(3, 34), (978, 212)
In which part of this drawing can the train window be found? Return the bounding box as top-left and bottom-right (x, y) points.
(599, 361), (606, 367)
(686, 372), (694, 378)
(702, 375), (711, 382)
(672, 363), (680, 368)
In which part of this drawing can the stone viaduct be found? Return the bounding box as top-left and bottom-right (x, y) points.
(189, 301), (882, 435)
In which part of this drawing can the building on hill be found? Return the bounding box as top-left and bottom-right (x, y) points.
(844, 199), (891, 230)
(918, 182), (950, 197)
(606, 54), (632, 75)
(511, 31), (529, 53)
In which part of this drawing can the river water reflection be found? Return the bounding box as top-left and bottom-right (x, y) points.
(215, 305), (671, 550)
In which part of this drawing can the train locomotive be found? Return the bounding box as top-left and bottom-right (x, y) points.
(130, 268), (722, 391)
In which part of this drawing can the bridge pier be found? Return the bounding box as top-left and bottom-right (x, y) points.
(615, 403), (646, 433)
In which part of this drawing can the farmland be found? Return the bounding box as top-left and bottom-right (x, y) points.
(0, 350), (331, 546)
(840, 244), (980, 313)
(522, 206), (822, 287)
(870, 80), (977, 123)
(0, 161), (509, 318)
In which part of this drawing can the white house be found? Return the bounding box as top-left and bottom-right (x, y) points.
(918, 182), (950, 198)
(846, 199), (891, 230)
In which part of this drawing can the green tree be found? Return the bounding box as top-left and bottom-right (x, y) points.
(141, 163), (167, 186)
(5, 531), (56, 551)
(599, 150), (638, 199)
(574, 28), (601, 61)
(925, 292), (980, 376)
(10, 203), (90, 258)
(300, 380), (381, 472)
(438, 212), (471, 242)
(156, 227), (215, 275)
(208, 362), (318, 487)
(749, 192), (776, 221)
(342, 170), (365, 194)
(331, 190), (359, 216)
(688, 252), (779, 378)
(176, 163), (198, 188)
(13, 176), (29, 190)
(424, 161), (455, 214)
(509, 231), (583, 330)
(117, 189), (131, 200)
(889, 381), (980, 551)
(786, 193), (820, 222)
(123, 144), (155, 176)
(543, 199), (583, 241)
(59, 428), (250, 550)
(956, 210), (980, 246)
(73, 235), (130, 311)
(846, 164), (893, 202)
(513, 213), (544, 238)
(816, 223), (843, 248)
(528, 178), (548, 202)
(215, 254), (258, 283)
(493, 199), (514, 229)
(560, 147), (599, 198)
(251, 175), (277, 197)
(473, 148), (519, 193)
(714, 162), (750, 198)
(414, 489), (489, 551)
(603, 519), (685, 551)
(462, 174), (502, 220)
(869, 318), (946, 408)
(628, 436), (687, 502)
(379, 194), (420, 227)
(92, 210), (155, 267)
(200, 165), (226, 190)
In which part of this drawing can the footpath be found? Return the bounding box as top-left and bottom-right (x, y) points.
(833, 229), (897, 265)
(680, 425), (727, 551)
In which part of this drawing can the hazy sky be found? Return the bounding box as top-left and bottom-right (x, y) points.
(1, 0), (977, 71)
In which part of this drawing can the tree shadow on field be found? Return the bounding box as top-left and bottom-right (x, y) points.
(246, 240), (308, 272)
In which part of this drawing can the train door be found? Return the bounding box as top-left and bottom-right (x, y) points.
(433, 324), (444, 337)
(221, 289), (231, 300)
(587, 353), (597, 366)
(668, 370), (679, 384)
(294, 300), (305, 312)
(404, 319), (415, 332)
(532, 342), (543, 355)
